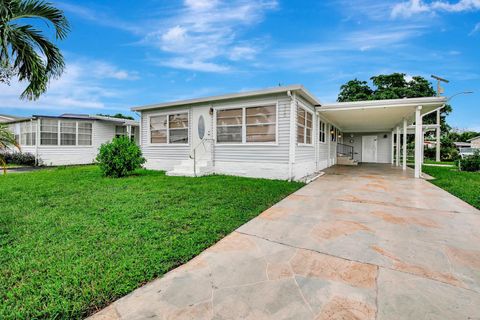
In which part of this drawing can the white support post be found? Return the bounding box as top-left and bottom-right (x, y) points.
(403, 119), (407, 171)
(436, 110), (441, 162)
(415, 106), (423, 178)
(288, 92), (297, 181)
(396, 127), (400, 166)
(391, 130), (395, 164)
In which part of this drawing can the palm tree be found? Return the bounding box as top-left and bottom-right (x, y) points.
(0, 124), (20, 174)
(0, 0), (70, 100)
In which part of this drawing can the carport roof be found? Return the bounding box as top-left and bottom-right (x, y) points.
(317, 97), (447, 133)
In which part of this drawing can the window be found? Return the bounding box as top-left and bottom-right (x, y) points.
(150, 112), (189, 144)
(246, 106), (276, 143)
(319, 120), (326, 143)
(150, 115), (167, 143)
(296, 106), (313, 145)
(331, 126), (337, 142)
(169, 113), (189, 144)
(216, 105), (277, 144)
(78, 123), (92, 146)
(60, 121), (76, 145)
(217, 108), (243, 143)
(41, 119), (59, 145)
(131, 127), (137, 142)
(20, 122), (36, 146)
(115, 126), (127, 138)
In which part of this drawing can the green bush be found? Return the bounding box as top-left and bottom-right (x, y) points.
(2, 151), (36, 166)
(459, 150), (480, 172)
(96, 137), (145, 177)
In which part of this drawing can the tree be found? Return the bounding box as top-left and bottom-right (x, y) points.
(0, 0), (70, 100)
(97, 113), (135, 120)
(0, 124), (20, 174)
(337, 73), (452, 132)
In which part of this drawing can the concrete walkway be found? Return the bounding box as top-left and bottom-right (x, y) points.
(90, 164), (480, 320)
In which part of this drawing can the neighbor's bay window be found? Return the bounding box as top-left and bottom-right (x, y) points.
(150, 112), (189, 144)
(39, 119), (92, 146)
(60, 121), (76, 145)
(40, 119), (59, 145)
(297, 106), (313, 145)
(20, 121), (36, 146)
(78, 123), (92, 145)
(216, 105), (276, 144)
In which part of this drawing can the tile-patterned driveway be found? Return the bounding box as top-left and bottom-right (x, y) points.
(90, 164), (480, 320)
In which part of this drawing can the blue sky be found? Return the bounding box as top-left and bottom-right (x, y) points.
(2, 0), (480, 131)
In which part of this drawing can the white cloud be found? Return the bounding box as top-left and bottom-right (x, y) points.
(143, 0), (278, 72)
(0, 60), (135, 112)
(392, 0), (431, 18)
(392, 0), (480, 18)
(470, 22), (480, 35)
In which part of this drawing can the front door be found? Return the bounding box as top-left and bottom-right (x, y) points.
(191, 106), (213, 162)
(362, 135), (378, 163)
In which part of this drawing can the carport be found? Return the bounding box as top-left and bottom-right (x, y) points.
(317, 96), (447, 178)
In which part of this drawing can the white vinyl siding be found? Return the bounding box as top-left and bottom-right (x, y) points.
(213, 95), (288, 164)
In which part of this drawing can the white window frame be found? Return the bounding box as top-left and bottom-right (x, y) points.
(38, 119), (93, 147)
(147, 110), (190, 146)
(319, 119), (326, 144)
(213, 101), (279, 146)
(296, 105), (313, 146)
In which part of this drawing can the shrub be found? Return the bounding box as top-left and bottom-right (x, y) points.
(96, 137), (145, 177)
(459, 150), (480, 172)
(1, 151), (36, 166)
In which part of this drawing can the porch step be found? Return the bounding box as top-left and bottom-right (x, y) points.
(337, 155), (358, 166)
(166, 159), (214, 177)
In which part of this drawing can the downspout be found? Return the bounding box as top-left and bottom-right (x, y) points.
(287, 90), (297, 181)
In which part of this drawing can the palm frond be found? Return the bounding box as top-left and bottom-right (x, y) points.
(12, 0), (70, 39)
(8, 26), (48, 99)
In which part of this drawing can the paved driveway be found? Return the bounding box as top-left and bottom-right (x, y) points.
(91, 164), (480, 320)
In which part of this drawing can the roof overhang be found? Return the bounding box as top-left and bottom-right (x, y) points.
(131, 85), (321, 112)
(317, 97), (447, 133)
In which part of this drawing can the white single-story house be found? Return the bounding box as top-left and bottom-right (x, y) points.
(6, 114), (139, 166)
(132, 85), (446, 180)
(468, 136), (480, 149)
(0, 114), (28, 123)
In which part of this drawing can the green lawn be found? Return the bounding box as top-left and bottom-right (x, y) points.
(423, 159), (455, 166)
(423, 165), (480, 209)
(0, 166), (303, 319)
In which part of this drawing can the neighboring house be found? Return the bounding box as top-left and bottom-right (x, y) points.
(6, 114), (139, 166)
(132, 85), (446, 180)
(468, 136), (480, 149)
(0, 114), (28, 123)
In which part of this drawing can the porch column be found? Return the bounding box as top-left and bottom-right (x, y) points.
(403, 119), (407, 170)
(414, 106), (423, 178)
(396, 127), (400, 166)
(436, 110), (441, 162)
(391, 130), (395, 164)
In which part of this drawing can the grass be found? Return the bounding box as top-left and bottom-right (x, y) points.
(423, 165), (480, 209)
(423, 159), (455, 166)
(0, 166), (304, 319)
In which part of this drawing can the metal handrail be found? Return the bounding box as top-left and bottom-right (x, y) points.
(189, 137), (214, 176)
(337, 143), (354, 160)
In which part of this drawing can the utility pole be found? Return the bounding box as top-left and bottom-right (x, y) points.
(431, 75), (449, 162)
